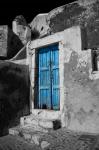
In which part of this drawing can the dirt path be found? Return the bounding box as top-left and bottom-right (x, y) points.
(0, 129), (99, 150)
(0, 135), (41, 150)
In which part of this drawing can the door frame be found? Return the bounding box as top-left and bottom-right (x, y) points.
(27, 31), (65, 119)
(37, 43), (60, 110)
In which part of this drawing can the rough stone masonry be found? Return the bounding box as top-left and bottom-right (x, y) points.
(27, 0), (99, 134)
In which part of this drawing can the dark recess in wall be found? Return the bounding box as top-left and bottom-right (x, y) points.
(0, 61), (30, 136)
(7, 28), (24, 59)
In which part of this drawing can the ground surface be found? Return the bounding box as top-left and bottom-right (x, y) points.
(0, 128), (99, 150)
(0, 135), (41, 150)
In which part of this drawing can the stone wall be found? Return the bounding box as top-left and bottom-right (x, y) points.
(0, 26), (24, 59)
(48, 0), (99, 49)
(29, 25), (99, 133)
(45, 0), (99, 133)
(30, 14), (49, 39)
(31, 0), (99, 49)
(0, 61), (30, 136)
(28, 0), (99, 133)
(0, 26), (8, 57)
(62, 26), (99, 133)
(7, 28), (24, 59)
(12, 15), (31, 45)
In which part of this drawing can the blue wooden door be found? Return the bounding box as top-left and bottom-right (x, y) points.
(38, 44), (60, 110)
(51, 45), (60, 110)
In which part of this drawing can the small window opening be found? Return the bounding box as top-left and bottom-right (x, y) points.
(92, 49), (99, 71)
(0, 33), (3, 41)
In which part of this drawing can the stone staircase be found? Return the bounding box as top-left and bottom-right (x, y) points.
(9, 110), (61, 145)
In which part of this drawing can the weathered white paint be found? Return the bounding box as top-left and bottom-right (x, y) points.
(30, 14), (49, 37)
(30, 31), (64, 49)
(0, 25), (8, 57)
(12, 20), (17, 35)
(22, 25), (99, 132)
(28, 30), (65, 120)
(27, 26), (82, 126)
(9, 59), (27, 65)
(63, 26), (82, 54)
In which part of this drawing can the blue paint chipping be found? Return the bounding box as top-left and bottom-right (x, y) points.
(37, 44), (60, 110)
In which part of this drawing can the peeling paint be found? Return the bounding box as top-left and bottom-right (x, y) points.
(28, 0), (99, 133)
(64, 48), (72, 63)
(78, 0), (97, 7)
(77, 52), (89, 68)
(63, 45), (99, 132)
(48, 6), (64, 20)
(75, 108), (87, 125)
(47, 0), (99, 49)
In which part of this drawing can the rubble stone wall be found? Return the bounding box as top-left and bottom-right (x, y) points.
(0, 61), (30, 136)
(62, 26), (99, 133)
(0, 26), (8, 57)
(29, 0), (99, 133)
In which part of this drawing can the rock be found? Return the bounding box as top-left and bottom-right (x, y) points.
(31, 135), (40, 145)
(9, 128), (19, 135)
(23, 133), (31, 141)
(39, 120), (53, 129)
(20, 117), (25, 126)
(30, 14), (49, 38)
(41, 141), (50, 149)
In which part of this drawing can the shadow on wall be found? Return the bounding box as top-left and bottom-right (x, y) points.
(7, 28), (24, 59)
(31, 28), (40, 40)
(0, 61), (30, 136)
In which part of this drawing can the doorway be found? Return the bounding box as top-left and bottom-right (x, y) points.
(36, 43), (60, 110)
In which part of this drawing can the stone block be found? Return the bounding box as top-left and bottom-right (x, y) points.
(9, 128), (19, 135)
(39, 120), (53, 129)
(20, 117), (25, 126)
(31, 119), (39, 126)
(31, 134), (40, 145)
(23, 133), (31, 140)
(41, 141), (50, 149)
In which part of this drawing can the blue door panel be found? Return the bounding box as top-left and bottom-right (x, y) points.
(51, 47), (60, 110)
(38, 44), (60, 110)
(52, 89), (60, 109)
(38, 48), (51, 109)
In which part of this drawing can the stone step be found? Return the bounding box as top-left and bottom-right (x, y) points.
(30, 110), (61, 120)
(20, 115), (61, 130)
(9, 125), (48, 146)
(20, 109), (61, 129)
(9, 124), (48, 135)
(20, 117), (53, 128)
(20, 114), (60, 124)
